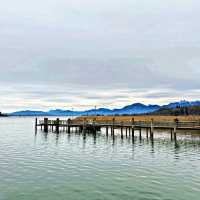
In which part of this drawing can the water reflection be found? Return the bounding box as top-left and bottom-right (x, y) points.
(36, 128), (200, 156)
(2, 117), (200, 200)
(150, 139), (155, 154)
(55, 133), (59, 146)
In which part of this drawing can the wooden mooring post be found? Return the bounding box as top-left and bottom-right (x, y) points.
(131, 118), (135, 140)
(35, 118), (38, 133)
(67, 118), (71, 134)
(139, 128), (142, 140)
(174, 118), (178, 141)
(146, 128), (149, 139)
(112, 118), (115, 138)
(56, 118), (59, 133)
(44, 118), (48, 133)
(106, 126), (109, 137)
(170, 128), (173, 140)
(83, 118), (86, 133)
(121, 122), (123, 139)
(150, 119), (154, 139)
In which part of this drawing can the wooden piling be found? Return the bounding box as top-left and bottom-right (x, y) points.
(139, 128), (142, 140)
(56, 118), (59, 133)
(150, 118), (154, 139)
(131, 118), (135, 140)
(52, 121), (54, 132)
(67, 118), (71, 133)
(44, 118), (48, 133)
(170, 128), (173, 140)
(35, 118), (38, 133)
(83, 118), (86, 133)
(106, 126), (108, 137)
(146, 128), (148, 139)
(112, 118), (115, 137)
(121, 122), (123, 139)
(174, 118), (178, 141)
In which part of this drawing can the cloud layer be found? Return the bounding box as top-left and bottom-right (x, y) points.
(0, 0), (200, 112)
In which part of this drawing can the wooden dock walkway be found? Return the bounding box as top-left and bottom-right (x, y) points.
(35, 118), (200, 141)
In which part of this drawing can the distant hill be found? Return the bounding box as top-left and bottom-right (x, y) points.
(10, 110), (47, 116)
(162, 100), (200, 109)
(151, 105), (200, 116)
(111, 103), (160, 115)
(8, 100), (200, 116)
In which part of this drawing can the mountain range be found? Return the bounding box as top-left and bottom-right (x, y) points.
(8, 100), (200, 116)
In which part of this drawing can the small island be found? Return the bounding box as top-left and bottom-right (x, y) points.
(0, 112), (7, 117)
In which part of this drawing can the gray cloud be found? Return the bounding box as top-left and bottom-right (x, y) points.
(0, 0), (200, 112)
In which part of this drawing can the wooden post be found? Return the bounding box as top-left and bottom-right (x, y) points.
(52, 120), (54, 132)
(121, 122), (123, 139)
(146, 128), (148, 139)
(35, 118), (38, 133)
(150, 118), (154, 139)
(112, 118), (115, 137)
(174, 118), (178, 141)
(83, 118), (86, 133)
(139, 128), (142, 140)
(68, 118), (71, 133)
(126, 127), (128, 138)
(170, 128), (173, 140)
(56, 118), (59, 133)
(106, 126), (109, 137)
(131, 118), (135, 140)
(93, 118), (96, 134)
(44, 118), (48, 133)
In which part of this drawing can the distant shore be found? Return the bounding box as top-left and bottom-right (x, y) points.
(74, 115), (200, 123)
(0, 112), (8, 117)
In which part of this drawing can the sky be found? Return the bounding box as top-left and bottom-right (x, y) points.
(0, 0), (200, 112)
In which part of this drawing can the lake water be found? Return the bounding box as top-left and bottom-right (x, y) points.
(0, 117), (200, 200)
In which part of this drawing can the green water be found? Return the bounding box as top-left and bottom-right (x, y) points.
(0, 117), (200, 200)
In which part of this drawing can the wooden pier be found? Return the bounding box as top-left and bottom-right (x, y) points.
(35, 118), (200, 141)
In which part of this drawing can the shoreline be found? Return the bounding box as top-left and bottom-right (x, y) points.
(74, 115), (200, 122)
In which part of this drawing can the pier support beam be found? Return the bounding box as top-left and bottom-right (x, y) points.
(83, 118), (86, 133)
(150, 119), (154, 139)
(174, 119), (178, 141)
(106, 126), (108, 137)
(35, 118), (38, 133)
(67, 119), (71, 134)
(131, 118), (135, 140)
(121, 122), (123, 139)
(139, 128), (142, 140)
(146, 128), (149, 139)
(170, 128), (173, 140)
(44, 118), (48, 133)
(112, 118), (115, 138)
(56, 118), (59, 133)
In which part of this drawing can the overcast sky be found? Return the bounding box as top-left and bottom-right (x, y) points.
(0, 0), (200, 112)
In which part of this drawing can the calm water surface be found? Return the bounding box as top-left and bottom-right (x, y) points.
(0, 117), (200, 200)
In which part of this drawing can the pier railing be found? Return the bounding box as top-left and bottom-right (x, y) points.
(38, 119), (200, 129)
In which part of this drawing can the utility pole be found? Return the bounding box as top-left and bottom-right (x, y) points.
(71, 108), (74, 119)
(95, 105), (97, 116)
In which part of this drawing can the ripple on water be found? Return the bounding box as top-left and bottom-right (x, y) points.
(0, 117), (200, 200)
